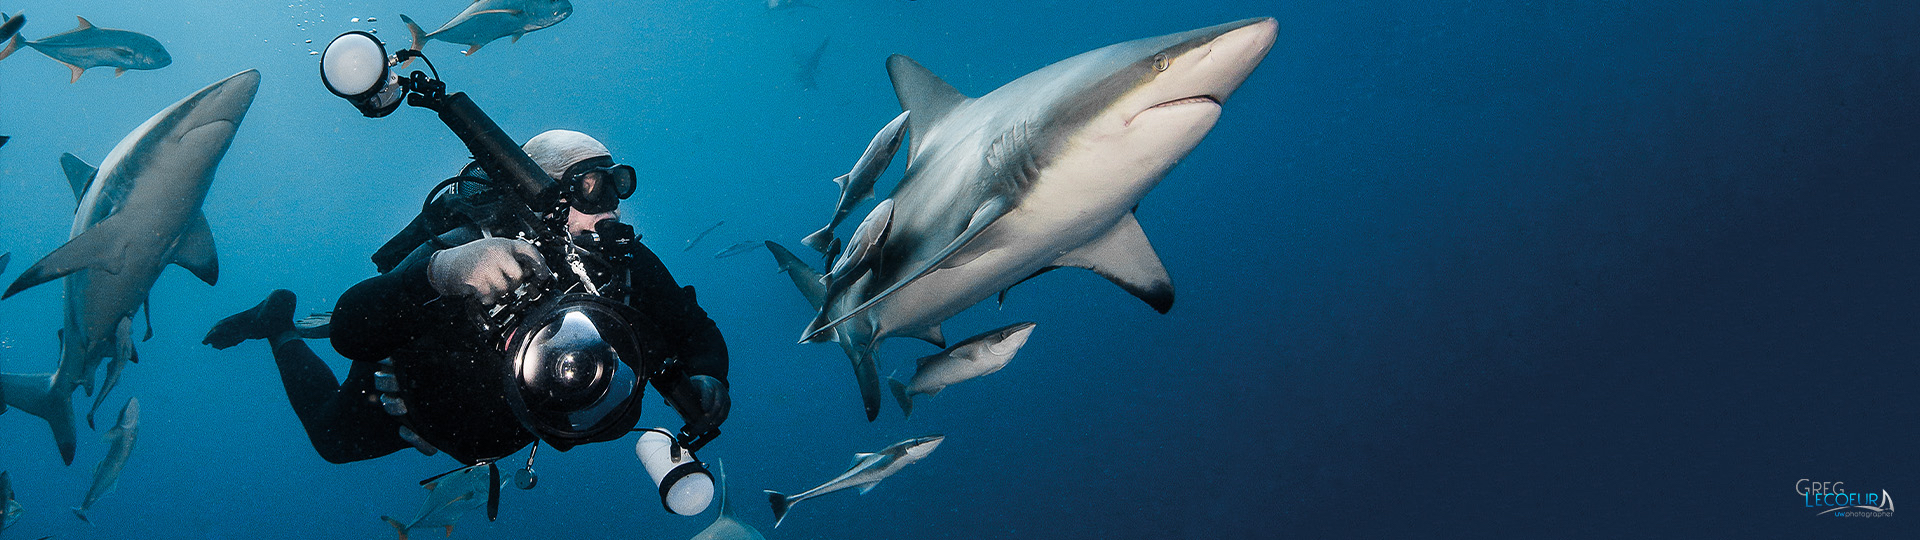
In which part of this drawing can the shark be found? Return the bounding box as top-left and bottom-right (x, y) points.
(796, 37), (829, 91)
(803, 111), (910, 254)
(794, 18), (1277, 417)
(72, 397), (137, 524)
(691, 460), (767, 540)
(765, 435), (944, 528)
(1, 69), (258, 465)
(0, 16), (170, 83)
(380, 464), (505, 540)
(888, 321), (1035, 418)
(400, 0), (572, 57)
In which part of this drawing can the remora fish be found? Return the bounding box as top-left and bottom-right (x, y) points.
(765, 435), (944, 527)
(3, 470), (22, 532)
(802, 111), (910, 254)
(1, 70), (259, 465)
(0, 16), (170, 83)
(888, 321), (1035, 418)
(797, 20), (1278, 417)
(714, 240), (765, 259)
(691, 460), (766, 540)
(381, 464), (504, 540)
(73, 397), (137, 524)
(401, 0), (572, 57)
(685, 220), (725, 252)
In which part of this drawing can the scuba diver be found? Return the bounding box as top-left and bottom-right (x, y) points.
(204, 130), (730, 467)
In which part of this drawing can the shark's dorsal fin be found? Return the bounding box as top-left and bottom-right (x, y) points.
(1052, 213), (1173, 313)
(169, 212), (219, 285)
(850, 452), (876, 468)
(75, 16), (94, 31)
(887, 55), (969, 160)
(60, 153), (98, 202)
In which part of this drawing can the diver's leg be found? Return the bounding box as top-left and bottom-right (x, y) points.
(267, 336), (410, 463)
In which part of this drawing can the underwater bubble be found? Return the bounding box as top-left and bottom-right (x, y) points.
(305, 39), (312, 43)
(367, 17), (378, 22)
(351, 17), (360, 23)
(309, 51), (318, 55)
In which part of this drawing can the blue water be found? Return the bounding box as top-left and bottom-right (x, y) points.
(2, 1), (1915, 538)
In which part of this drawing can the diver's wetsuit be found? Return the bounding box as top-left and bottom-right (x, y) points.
(269, 218), (729, 465)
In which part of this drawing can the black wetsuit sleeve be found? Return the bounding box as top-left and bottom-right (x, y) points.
(331, 236), (459, 362)
(627, 242), (729, 381)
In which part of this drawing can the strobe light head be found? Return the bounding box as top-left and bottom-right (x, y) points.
(321, 31), (404, 118)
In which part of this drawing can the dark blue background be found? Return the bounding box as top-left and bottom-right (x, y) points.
(1, 1), (1913, 538)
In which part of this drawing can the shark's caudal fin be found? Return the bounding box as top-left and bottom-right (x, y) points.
(2, 372), (79, 465)
(886, 55), (969, 162)
(380, 515), (411, 540)
(888, 375), (914, 419)
(72, 507), (90, 524)
(765, 490), (793, 528)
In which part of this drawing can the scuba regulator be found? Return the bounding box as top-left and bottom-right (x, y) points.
(320, 31), (715, 517)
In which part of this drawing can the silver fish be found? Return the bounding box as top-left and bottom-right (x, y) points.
(380, 464), (505, 540)
(0, 16), (169, 83)
(714, 240), (765, 259)
(766, 435), (944, 527)
(401, 0), (572, 57)
(802, 111), (909, 254)
(73, 398), (137, 523)
(888, 322), (1035, 418)
(685, 220), (726, 252)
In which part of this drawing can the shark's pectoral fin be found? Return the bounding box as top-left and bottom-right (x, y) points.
(1054, 213), (1174, 313)
(853, 349), (882, 421)
(857, 482), (880, 495)
(60, 153), (98, 202)
(169, 212), (219, 285)
(3, 214), (139, 299)
(803, 198), (1011, 343)
(887, 55), (971, 162)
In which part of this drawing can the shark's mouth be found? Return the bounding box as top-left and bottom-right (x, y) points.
(1128, 95), (1222, 126)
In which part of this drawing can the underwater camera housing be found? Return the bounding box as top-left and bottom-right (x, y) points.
(319, 31), (716, 504)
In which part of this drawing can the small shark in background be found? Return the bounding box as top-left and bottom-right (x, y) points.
(796, 37), (829, 91)
(765, 435), (944, 527)
(714, 240), (765, 259)
(691, 461), (766, 540)
(401, 0), (572, 57)
(888, 322), (1035, 418)
(803, 111), (910, 254)
(685, 220), (726, 252)
(381, 464), (505, 540)
(1, 70), (259, 465)
(72, 398), (136, 524)
(0, 16), (169, 83)
(795, 19), (1278, 420)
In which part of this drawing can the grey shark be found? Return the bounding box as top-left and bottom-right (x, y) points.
(401, 0), (572, 57)
(381, 463), (504, 540)
(685, 220), (725, 252)
(795, 19), (1276, 416)
(888, 321), (1035, 418)
(73, 397), (136, 523)
(803, 111), (910, 254)
(714, 240), (766, 259)
(0, 16), (169, 83)
(766, 240), (887, 417)
(692, 461), (766, 540)
(2, 70), (258, 464)
(796, 37), (829, 91)
(765, 435), (944, 528)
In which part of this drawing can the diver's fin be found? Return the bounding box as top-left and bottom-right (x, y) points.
(802, 197), (1010, 343)
(1051, 212), (1173, 313)
(61, 153), (98, 203)
(168, 212), (219, 285)
(887, 54), (970, 161)
(3, 212), (142, 299)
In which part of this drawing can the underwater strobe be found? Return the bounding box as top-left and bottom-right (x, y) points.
(319, 31), (714, 518)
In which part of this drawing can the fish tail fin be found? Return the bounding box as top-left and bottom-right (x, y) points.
(399, 14), (425, 66)
(72, 507), (89, 524)
(801, 226), (836, 254)
(766, 490), (793, 528)
(0, 34), (21, 63)
(888, 374), (914, 419)
(381, 516), (409, 540)
(2, 372), (79, 465)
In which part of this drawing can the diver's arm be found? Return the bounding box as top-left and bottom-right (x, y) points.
(330, 239), (454, 362)
(626, 241), (731, 435)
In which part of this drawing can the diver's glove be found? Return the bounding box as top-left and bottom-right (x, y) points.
(659, 374), (729, 441)
(427, 237), (553, 304)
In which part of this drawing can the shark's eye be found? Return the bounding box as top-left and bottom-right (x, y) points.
(1152, 53), (1170, 72)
